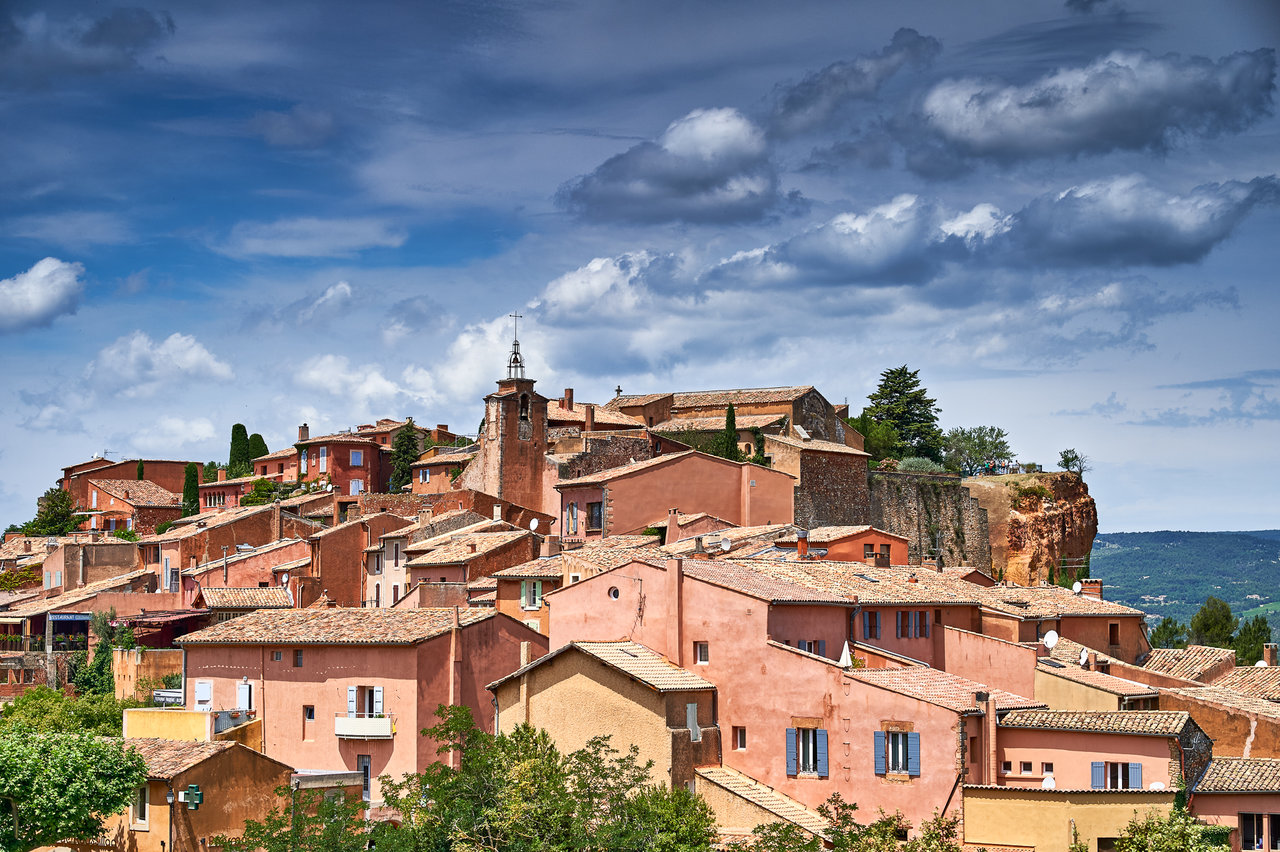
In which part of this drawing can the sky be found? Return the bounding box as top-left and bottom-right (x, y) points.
(1, 0), (1278, 533)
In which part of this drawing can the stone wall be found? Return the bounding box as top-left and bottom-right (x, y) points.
(794, 451), (870, 528)
(554, 435), (655, 481)
(867, 472), (992, 572)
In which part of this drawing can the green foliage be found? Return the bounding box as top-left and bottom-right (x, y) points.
(161, 672), (183, 689)
(865, 365), (944, 462)
(136, 459), (144, 480)
(845, 409), (901, 463)
(182, 461), (200, 517)
(943, 426), (1013, 475)
(1234, 614), (1272, 665)
(1009, 481), (1053, 510)
(1058, 448), (1089, 475)
(1115, 805), (1229, 852)
(1189, 596), (1237, 648)
(20, 486), (80, 536)
(0, 564), (41, 592)
(240, 478), (283, 506)
(746, 427), (770, 466)
(154, 520), (174, 535)
(897, 456), (946, 473)
(229, 423), (252, 478)
(111, 528), (139, 541)
(732, 793), (959, 852)
(1149, 617), (1190, 650)
(247, 432), (269, 462)
(215, 787), (369, 852)
(716, 405), (745, 462)
(388, 419), (421, 493)
(0, 685), (147, 737)
(203, 461), (220, 483)
(0, 727), (147, 852)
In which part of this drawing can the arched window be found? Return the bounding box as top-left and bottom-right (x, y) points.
(519, 394), (530, 421)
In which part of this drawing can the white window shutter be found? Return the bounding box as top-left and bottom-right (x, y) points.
(347, 685), (358, 717)
(373, 686), (384, 715)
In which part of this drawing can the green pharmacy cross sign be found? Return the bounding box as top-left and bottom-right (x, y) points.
(177, 784), (203, 810)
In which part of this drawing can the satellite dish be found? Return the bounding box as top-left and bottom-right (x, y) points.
(1041, 775), (1056, 789)
(1079, 648), (1090, 667)
(1149, 781), (1165, 790)
(1256, 660), (1269, 667)
(720, 539), (732, 553)
(529, 518), (539, 532)
(1043, 630), (1059, 650)
(280, 572), (290, 586)
(1072, 581), (1083, 594)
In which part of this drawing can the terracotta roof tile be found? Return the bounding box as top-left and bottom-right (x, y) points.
(252, 447), (297, 462)
(775, 526), (904, 545)
(653, 413), (787, 432)
(999, 710), (1191, 736)
(1034, 662), (1158, 697)
(1142, 645), (1237, 681)
(404, 531), (529, 567)
(123, 738), (236, 779)
(547, 405), (643, 427)
(764, 434), (868, 456)
(696, 766), (828, 837)
(90, 480), (181, 507)
(555, 451), (696, 487)
(4, 569), (152, 617)
(1164, 686), (1280, 718)
(1195, 757), (1280, 793)
(403, 520), (510, 552)
(851, 667), (1043, 713)
(177, 606), (492, 645)
(490, 640), (714, 693)
(1210, 667), (1280, 701)
(681, 559), (850, 605)
(736, 559), (984, 606)
(669, 386), (814, 408)
(198, 587), (294, 609)
(661, 524), (792, 556)
(492, 557), (565, 579)
(604, 392), (672, 408)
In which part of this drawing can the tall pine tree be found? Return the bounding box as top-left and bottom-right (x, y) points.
(866, 365), (945, 462)
(228, 424), (251, 477)
(388, 419), (421, 493)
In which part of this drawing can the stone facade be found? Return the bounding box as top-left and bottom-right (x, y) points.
(795, 448), (870, 528)
(868, 472), (992, 572)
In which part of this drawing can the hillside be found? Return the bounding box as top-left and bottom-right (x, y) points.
(1090, 531), (1280, 633)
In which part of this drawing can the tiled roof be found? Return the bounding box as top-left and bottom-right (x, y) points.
(492, 557), (565, 579)
(741, 559), (984, 607)
(605, 392), (672, 408)
(198, 587), (294, 609)
(490, 640), (714, 693)
(252, 447), (297, 462)
(653, 413), (787, 432)
(467, 576), (498, 592)
(646, 512), (718, 529)
(975, 585), (1145, 619)
(296, 432), (380, 446)
(404, 531), (529, 567)
(1210, 667), (1280, 701)
(851, 667), (1044, 713)
(184, 538), (308, 576)
(91, 480), (181, 507)
(670, 386), (814, 408)
(1164, 686), (1280, 718)
(681, 559), (850, 605)
(1034, 662), (1158, 697)
(764, 434), (868, 456)
(547, 405), (643, 427)
(1195, 758), (1280, 793)
(3, 569), (152, 617)
(411, 447), (477, 468)
(178, 606), (493, 645)
(592, 535), (663, 549)
(0, 536), (70, 561)
(143, 505), (279, 542)
(403, 520), (510, 552)
(123, 738), (236, 779)
(555, 451), (696, 487)
(999, 710), (1191, 736)
(1142, 645), (1237, 681)
(696, 766), (828, 837)
(775, 526), (904, 545)
(662, 524), (792, 556)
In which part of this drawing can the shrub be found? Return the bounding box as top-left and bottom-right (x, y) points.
(877, 458), (900, 472)
(898, 456), (946, 473)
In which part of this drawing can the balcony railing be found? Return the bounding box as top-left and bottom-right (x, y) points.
(334, 712), (395, 739)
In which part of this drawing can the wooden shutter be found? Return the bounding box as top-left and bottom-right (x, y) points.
(873, 612), (880, 639)
(816, 729), (829, 777)
(896, 611), (903, 638)
(817, 639), (826, 657)
(922, 611), (930, 638)
(533, 581), (543, 606)
(786, 728), (798, 775)
(1129, 762), (1142, 789)
(194, 681), (212, 707)
(347, 686), (358, 717)
(863, 613), (871, 639)
(520, 580), (527, 606)
(874, 731), (887, 775)
(1091, 762), (1105, 789)
(373, 686), (384, 716)
(907, 732), (921, 776)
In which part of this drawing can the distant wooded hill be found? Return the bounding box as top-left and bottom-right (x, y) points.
(1091, 531), (1280, 637)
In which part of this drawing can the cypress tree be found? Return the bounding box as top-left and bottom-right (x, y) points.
(228, 424), (250, 478)
(181, 462), (200, 517)
(388, 419), (421, 493)
(247, 433), (269, 464)
(136, 460), (144, 480)
(719, 405), (744, 462)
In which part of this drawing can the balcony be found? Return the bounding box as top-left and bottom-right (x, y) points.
(334, 712), (395, 739)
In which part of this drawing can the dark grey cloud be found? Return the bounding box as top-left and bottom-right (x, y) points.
(1065, 0), (1120, 15)
(1054, 392), (1128, 417)
(0, 5), (175, 84)
(1139, 369), (1280, 425)
(912, 47), (1275, 170)
(557, 107), (781, 224)
(768, 27), (941, 138)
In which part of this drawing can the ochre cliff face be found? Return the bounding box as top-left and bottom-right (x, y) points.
(964, 472), (1098, 586)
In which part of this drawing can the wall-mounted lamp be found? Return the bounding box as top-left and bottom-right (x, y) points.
(242, 675), (249, 683)
(165, 789), (175, 805)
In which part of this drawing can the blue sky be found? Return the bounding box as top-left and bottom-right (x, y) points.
(2, 0), (1277, 532)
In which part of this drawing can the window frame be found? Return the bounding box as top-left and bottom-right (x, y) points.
(586, 501), (604, 532)
(351, 449), (364, 467)
(694, 641), (710, 664)
(293, 649), (304, 667)
(130, 785), (149, 829)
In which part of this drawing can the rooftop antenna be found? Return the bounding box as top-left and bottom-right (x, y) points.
(506, 311), (526, 379)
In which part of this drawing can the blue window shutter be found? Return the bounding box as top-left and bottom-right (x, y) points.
(923, 611), (930, 638)
(874, 612), (880, 638)
(1129, 762), (1142, 789)
(1091, 762), (1105, 789)
(874, 731), (887, 775)
(786, 729), (798, 775)
(896, 611), (903, 638)
(817, 729), (829, 777)
(862, 612), (869, 639)
(907, 732), (921, 776)
(817, 639), (826, 657)
(910, 611), (918, 638)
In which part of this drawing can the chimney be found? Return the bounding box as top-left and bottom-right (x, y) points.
(666, 558), (685, 664)
(564, 388), (574, 411)
(908, 572), (919, 584)
(976, 691), (999, 784)
(584, 404), (595, 433)
(667, 507), (680, 537)
(1085, 651), (1098, 670)
(468, 542), (477, 554)
(1264, 644), (1278, 667)
(436, 424), (448, 433)
(493, 503), (503, 521)
(544, 535), (561, 557)
(520, 640), (533, 667)
(298, 423), (310, 442)
(23, 540), (30, 553)
(1080, 578), (1103, 600)
(217, 468), (227, 483)
(692, 537), (709, 560)
(796, 529), (809, 558)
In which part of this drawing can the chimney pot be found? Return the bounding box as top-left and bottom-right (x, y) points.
(908, 572), (918, 583)
(1086, 651), (1098, 670)
(298, 423), (310, 442)
(23, 540), (31, 553)
(692, 537), (709, 560)
(493, 503), (503, 521)
(564, 388), (574, 411)
(1264, 643), (1278, 667)
(1080, 578), (1104, 600)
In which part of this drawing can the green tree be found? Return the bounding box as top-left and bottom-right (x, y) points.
(747, 427), (770, 467)
(1115, 805), (1230, 852)
(247, 433), (269, 464)
(1149, 617), (1190, 650)
(1189, 596), (1237, 648)
(943, 426), (1013, 475)
(1234, 614), (1273, 665)
(388, 419), (421, 493)
(1058, 448), (1090, 475)
(214, 787), (369, 852)
(228, 423), (251, 478)
(111, 528), (139, 542)
(845, 409), (901, 462)
(202, 461), (220, 483)
(717, 405), (745, 462)
(0, 729), (147, 852)
(154, 520), (174, 535)
(0, 686), (142, 736)
(21, 487), (79, 536)
(734, 792), (959, 852)
(181, 462), (199, 517)
(865, 366), (944, 462)
(135, 459), (144, 480)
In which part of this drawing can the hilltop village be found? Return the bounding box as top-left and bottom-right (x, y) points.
(4, 343), (1280, 852)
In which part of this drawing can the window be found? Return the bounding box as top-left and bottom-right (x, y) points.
(569, 573), (581, 584)
(733, 727), (747, 750)
(864, 544), (875, 560)
(131, 786), (148, 828)
(787, 727), (827, 776)
(874, 730), (920, 777)
(586, 501), (604, 531)
(694, 642), (709, 664)
(686, 703), (701, 742)
(318, 446), (328, 473)
(272, 651), (283, 662)
(1108, 622), (1121, 645)
(1242, 813), (1264, 851)
(607, 586), (620, 600)
(862, 611), (881, 639)
(567, 502), (578, 535)
(1270, 815), (1280, 851)
(357, 754), (371, 802)
(419, 468), (429, 484)
(304, 705), (315, 721)
(896, 610), (930, 639)
(293, 649), (304, 667)
(392, 584), (399, 602)
(374, 584), (381, 607)
(194, 680), (213, 710)
(351, 450), (364, 466)
(519, 394), (530, 421)
(1042, 762), (1054, 775)
(373, 554), (382, 575)
(349, 479), (364, 495)
(300, 449), (308, 470)
(1020, 761), (1033, 774)
(393, 542), (401, 567)
(91, 491), (97, 508)
(1001, 760), (1012, 774)
(1092, 761), (1142, 790)
(521, 580), (543, 610)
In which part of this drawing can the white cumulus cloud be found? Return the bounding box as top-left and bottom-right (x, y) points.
(131, 416), (218, 453)
(0, 257), (85, 333)
(89, 331), (234, 396)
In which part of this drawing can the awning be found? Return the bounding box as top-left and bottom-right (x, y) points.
(49, 612), (92, 623)
(0, 617), (23, 625)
